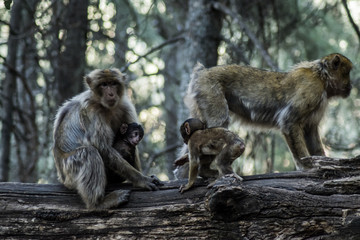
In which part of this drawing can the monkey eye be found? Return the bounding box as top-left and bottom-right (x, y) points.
(99, 82), (109, 87)
(99, 81), (118, 88)
(109, 81), (118, 86)
(130, 132), (138, 137)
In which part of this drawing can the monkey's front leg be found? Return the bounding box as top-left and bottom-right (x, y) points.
(179, 157), (199, 193)
(283, 124), (311, 170)
(106, 148), (162, 190)
(304, 125), (325, 156)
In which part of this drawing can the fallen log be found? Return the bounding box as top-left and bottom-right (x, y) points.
(1, 156), (360, 239)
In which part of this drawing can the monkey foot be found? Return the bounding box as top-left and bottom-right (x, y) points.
(99, 189), (131, 209)
(224, 173), (243, 183)
(179, 184), (192, 193)
(114, 189), (131, 206)
(226, 173), (243, 182)
(206, 180), (217, 189)
(207, 173), (243, 189)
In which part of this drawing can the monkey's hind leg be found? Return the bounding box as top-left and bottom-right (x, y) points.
(214, 149), (235, 178)
(209, 143), (244, 188)
(73, 147), (131, 209)
(198, 155), (218, 179)
(63, 146), (112, 209)
(96, 190), (131, 209)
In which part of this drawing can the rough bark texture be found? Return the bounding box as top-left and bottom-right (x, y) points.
(178, 0), (223, 122)
(0, 0), (23, 181)
(1, 156), (360, 239)
(53, 0), (88, 106)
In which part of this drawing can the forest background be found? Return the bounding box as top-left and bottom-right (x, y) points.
(0, 0), (359, 183)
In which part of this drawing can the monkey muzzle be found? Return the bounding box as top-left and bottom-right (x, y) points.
(107, 99), (117, 107)
(342, 84), (352, 98)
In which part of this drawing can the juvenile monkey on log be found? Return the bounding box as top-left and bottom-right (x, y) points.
(185, 53), (353, 170)
(108, 123), (144, 183)
(178, 118), (245, 193)
(53, 68), (162, 210)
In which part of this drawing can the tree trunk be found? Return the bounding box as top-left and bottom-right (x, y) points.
(12, 0), (40, 182)
(161, 1), (188, 178)
(113, 0), (131, 68)
(1, 156), (360, 239)
(178, 0), (223, 123)
(0, 0), (23, 181)
(53, 0), (88, 106)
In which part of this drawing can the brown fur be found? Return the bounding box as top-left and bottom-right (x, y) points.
(185, 53), (352, 169)
(178, 118), (245, 193)
(53, 68), (161, 209)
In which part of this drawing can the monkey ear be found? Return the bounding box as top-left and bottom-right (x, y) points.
(120, 123), (128, 134)
(85, 76), (92, 86)
(121, 73), (127, 82)
(331, 55), (341, 70)
(184, 122), (191, 135)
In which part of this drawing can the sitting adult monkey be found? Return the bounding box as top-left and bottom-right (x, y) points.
(183, 53), (353, 171)
(53, 69), (162, 210)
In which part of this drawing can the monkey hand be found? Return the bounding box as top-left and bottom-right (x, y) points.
(133, 175), (163, 191)
(150, 174), (164, 186)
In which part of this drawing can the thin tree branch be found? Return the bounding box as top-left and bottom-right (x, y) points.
(341, 0), (360, 47)
(1, 57), (35, 106)
(212, 1), (279, 71)
(143, 143), (182, 175)
(121, 35), (185, 72)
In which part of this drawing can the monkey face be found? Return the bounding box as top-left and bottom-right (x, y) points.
(324, 54), (353, 98)
(127, 130), (142, 146)
(124, 123), (144, 146)
(180, 118), (206, 144)
(338, 64), (352, 98)
(99, 81), (121, 108)
(85, 69), (126, 109)
(340, 81), (352, 98)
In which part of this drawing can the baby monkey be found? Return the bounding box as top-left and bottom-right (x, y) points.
(178, 118), (245, 193)
(109, 123), (144, 183)
(114, 122), (144, 167)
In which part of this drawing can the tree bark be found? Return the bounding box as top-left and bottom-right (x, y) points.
(53, 0), (88, 106)
(161, 1), (188, 178)
(178, 0), (223, 123)
(1, 156), (360, 239)
(13, 0), (40, 182)
(0, 0), (23, 181)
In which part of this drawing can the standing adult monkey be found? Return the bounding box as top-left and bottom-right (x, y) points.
(185, 53), (353, 170)
(53, 68), (162, 210)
